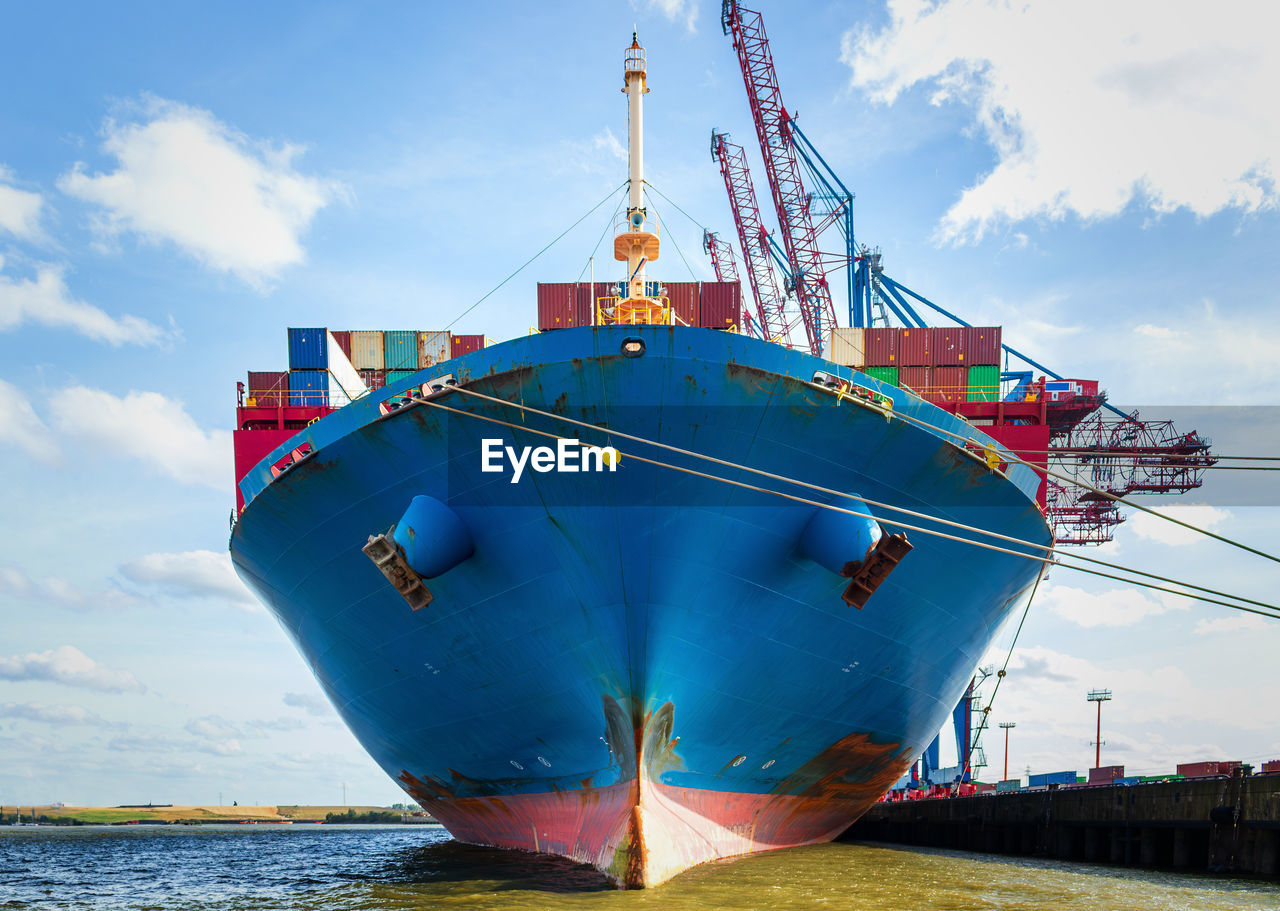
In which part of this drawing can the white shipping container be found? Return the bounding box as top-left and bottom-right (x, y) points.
(826, 327), (865, 367)
(350, 330), (385, 370)
(418, 331), (450, 368)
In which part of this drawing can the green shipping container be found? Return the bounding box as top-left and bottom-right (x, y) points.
(386, 369), (418, 386)
(967, 365), (1000, 402)
(383, 330), (418, 370)
(862, 366), (899, 387)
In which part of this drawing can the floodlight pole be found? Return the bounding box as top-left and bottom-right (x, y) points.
(1087, 689), (1112, 769)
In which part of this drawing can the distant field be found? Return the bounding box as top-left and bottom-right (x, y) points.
(14, 805), (411, 824)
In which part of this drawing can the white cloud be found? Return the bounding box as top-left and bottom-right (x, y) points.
(1127, 503), (1231, 547)
(0, 259), (166, 346)
(844, 1), (1280, 243)
(283, 692), (333, 717)
(1040, 583), (1185, 628)
(48, 386), (231, 489)
(59, 97), (341, 285)
(0, 645), (145, 693)
(0, 166), (44, 240)
(0, 564), (139, 611)
(0, 702), (112, 726)
(637, 0), (698, 34)
(120, 550), (258, 611)
(1195, 614), (1270, 635)
(0, 379), (58, 460)
(593, 128), (627, 162)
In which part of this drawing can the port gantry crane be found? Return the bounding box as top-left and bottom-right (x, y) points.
(707, 0), (1215, 546)
(701, 229), (761, 340)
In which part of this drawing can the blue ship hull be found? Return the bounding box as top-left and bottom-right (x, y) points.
(230, 325), (1049, 886)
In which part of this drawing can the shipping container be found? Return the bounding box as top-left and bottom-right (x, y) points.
(899, 366), (930, 395)
(330, 330), (352, 362)
(931, 366), (968, 404)
(383, 330), (418, 370)
(1176, 761), (1241, 778)
(1115, 777), (1141, 786)
(1088, 765), (1125, 784)
(996, 779), (1022, 793)
(288, 369), (328, 406)
(287, 328), (328, 370)
(665, 281), (699, 326)
(358, 368), (386, 391)
(538, 282), (579, 330)
(575, 282), (613, 325)
(862, 366), (899, 386)
(450, 335), (486, 358)
(418, 331), (450, 368)
(698, 281), (741, 328)
(897, 327), (932, 366)
(349, 330), (384, 370)
(933, 326), (966, 365)
(386, 369), (418, 386)
(1027, 771), (1077, 787)
(1262, 760), (1280, 774)
(864, 327), (898, 365)
(967, 365), (1000, 402)
(826, 327), (865, 366)
(245, 371), (288, 408)
(965, 326), (1002, 365)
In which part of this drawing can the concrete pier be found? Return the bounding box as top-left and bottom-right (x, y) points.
(843, 771), (1280, 876)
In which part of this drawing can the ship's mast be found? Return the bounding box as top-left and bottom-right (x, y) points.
(612, 32), (665, 324)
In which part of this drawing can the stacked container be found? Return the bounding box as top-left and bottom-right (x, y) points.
(330, 330), (353, 362)
(538, 282), (582, 330)
(287, 328), (330, 406)
(864, 328), (898, 365)
(386, 369), (417, 386)
(383, 330), (418, 371)
(359, 368), (386, 391)
(1088, 765), (1125, 784)
(450, 335), (486, 357)
(967, 365), (1000, 402)
(665, 282), (699, 326)
(825, 327), (865, 367)
(350, 331), (385, 370)
(863, 365), (899, 386)
(246, 371), (288, 408)
(897, 327), (932, 366)
(418, 331), (450, 368)
(698, 281), (741, 329)
(1027, 771), (1077, 787)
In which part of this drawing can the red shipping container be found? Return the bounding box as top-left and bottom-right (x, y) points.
(537, 282), (578, 330)
(330, 330), (352, 361)
(864, 327), (898, 365)
(450, 334), (486, 357)
(359, 368), (386, 391)
(931, 366), (968, 403)
(1088, 765), (1125, 784)
(1177, 761), (1241, 778)
(965, 326), (1002, 365)
(698, 281), (741, 328)
(897, 327), (933, 366)
(933, 326), (966, 366)
(664, 281), (699, 326)
(1262, 760), (1280, 774)
(899, 366), (929, 394)
(246, 371), (288, 408)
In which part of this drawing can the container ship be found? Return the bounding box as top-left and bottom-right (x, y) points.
(229, 21), (1208, 887)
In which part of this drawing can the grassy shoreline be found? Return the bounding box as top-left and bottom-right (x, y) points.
(0, 804), (436, 825)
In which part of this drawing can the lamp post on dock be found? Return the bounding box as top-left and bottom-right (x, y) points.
(999, 722), (1016, 781)
(1087, 689), (1112, 769)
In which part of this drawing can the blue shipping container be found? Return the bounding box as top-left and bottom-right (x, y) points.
(1028, 770), (1077, 787)
(288, 328), (328, 370)
(384, 331), (418, 370)
(288, 370), (329, 406)
(1115, 777), (1140, 786)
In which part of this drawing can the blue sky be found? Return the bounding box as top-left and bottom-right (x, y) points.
(2, 0), (1278, 807)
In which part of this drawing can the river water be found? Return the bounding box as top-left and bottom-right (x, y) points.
(2, 825), (1277, 910)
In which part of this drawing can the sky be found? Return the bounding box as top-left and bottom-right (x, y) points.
(1, 0), (1278, 808)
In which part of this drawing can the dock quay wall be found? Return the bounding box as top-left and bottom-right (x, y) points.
(842, 773), (1280, 876)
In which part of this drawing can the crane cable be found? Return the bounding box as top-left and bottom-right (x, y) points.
(407, 392), (1280, 620)
(964, 564), (1047, 781)
(642, 189), (699, 281)
(444, 385), (1279, 615)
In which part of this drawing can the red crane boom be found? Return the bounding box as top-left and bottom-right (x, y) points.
(711, 131), (790, 342)
(702, 229), (761, 339)
(722, 0), (838, 355)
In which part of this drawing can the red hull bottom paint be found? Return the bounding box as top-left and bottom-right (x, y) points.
(405, 776), (902, 888)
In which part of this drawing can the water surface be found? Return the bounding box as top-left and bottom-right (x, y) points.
(2, 825), (1277, 909)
